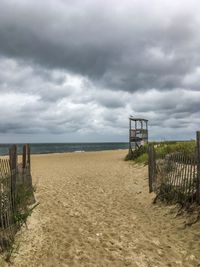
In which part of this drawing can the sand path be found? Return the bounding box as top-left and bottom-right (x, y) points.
(3, 150), (200, 266)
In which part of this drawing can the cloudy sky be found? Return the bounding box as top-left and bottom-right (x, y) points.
(0, 0), (200, 143)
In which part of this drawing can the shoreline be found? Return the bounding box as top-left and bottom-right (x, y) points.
(0, 148), (129, 158)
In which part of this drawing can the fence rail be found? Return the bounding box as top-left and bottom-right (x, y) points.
(0, 144), (34, 252)
(148, 131), (200, 205)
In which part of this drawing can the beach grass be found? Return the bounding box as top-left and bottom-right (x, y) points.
(126, 140), (196, 164)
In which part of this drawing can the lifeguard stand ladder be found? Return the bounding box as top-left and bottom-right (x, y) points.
(129, 117), (148, 155)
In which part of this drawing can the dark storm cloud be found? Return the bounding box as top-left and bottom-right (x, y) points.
(0, 0), (200, 141)
(0, 0), (200, 92)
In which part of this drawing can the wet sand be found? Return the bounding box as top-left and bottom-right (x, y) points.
(1, 150), (200, 266)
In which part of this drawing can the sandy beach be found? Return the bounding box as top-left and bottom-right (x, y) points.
(1, 150), (200, 266)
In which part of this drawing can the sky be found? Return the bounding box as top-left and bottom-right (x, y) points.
(0, 0), (200, 143)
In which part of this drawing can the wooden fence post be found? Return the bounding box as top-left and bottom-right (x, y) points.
(148, 144), (156, 193)
(22, 144), (27, 170)
(9, 145), (17, 209)
(196, 131), (200, 203)
(26, 144), (31, 171)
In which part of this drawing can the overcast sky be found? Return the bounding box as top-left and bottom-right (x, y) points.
(0, 0), (200, 143)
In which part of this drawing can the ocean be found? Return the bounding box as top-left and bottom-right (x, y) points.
(0, 143), (129, 156)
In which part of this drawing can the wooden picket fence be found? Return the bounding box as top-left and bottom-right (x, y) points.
(0, 144), (35, 252)
(148, 132), (200, 204)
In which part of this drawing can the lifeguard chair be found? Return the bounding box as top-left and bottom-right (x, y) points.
(129, 116), (148, 154)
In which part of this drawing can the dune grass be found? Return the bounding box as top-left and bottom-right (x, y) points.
(126, 141), (196, 164)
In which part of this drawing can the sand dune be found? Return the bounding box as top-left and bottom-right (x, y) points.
(2, 150), (200, 266)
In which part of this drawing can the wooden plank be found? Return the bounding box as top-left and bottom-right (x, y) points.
(196, 131), (200, 203)
(188, 158), (195, 203)
(148, 145), (156, 193)
(148, 145), (152, 193)
(22, 144), (27, 170)
(9, 145), (17, 211)
(184, 158), (190, 203)
(176, 154), (182, 202)
(27, 144), (31, 170)
(171, 154), (177, 187)
(180, 154), (185, 195)
(167, 155), (174, 190)
(182, 155), (188, 203)
(193, 159), (197, 203)
(0, 167), (4, 231)
(172, 154), (179, 200)
(5, 159), (13, 228)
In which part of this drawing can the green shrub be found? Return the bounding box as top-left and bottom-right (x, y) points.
(125, 140), (196, 164)
(134, 153), (148, 164)
(155, 141), (196, 158)
(125, 145), (148, 163)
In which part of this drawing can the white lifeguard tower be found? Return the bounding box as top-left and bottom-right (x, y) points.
(129, 116), (148, 155)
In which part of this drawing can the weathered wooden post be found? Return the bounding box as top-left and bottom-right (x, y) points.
(9, 145), (17, 209)
(196, 131), (200, 203)
(27, 144), (31, 171)
(24, 144), (35, 204)
(148, 144), (156, 193)
(23, 144), (30, 183)
(22, 144), (27, 170)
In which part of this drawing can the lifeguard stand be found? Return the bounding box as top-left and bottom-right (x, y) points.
(129, 116), (148, 154)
